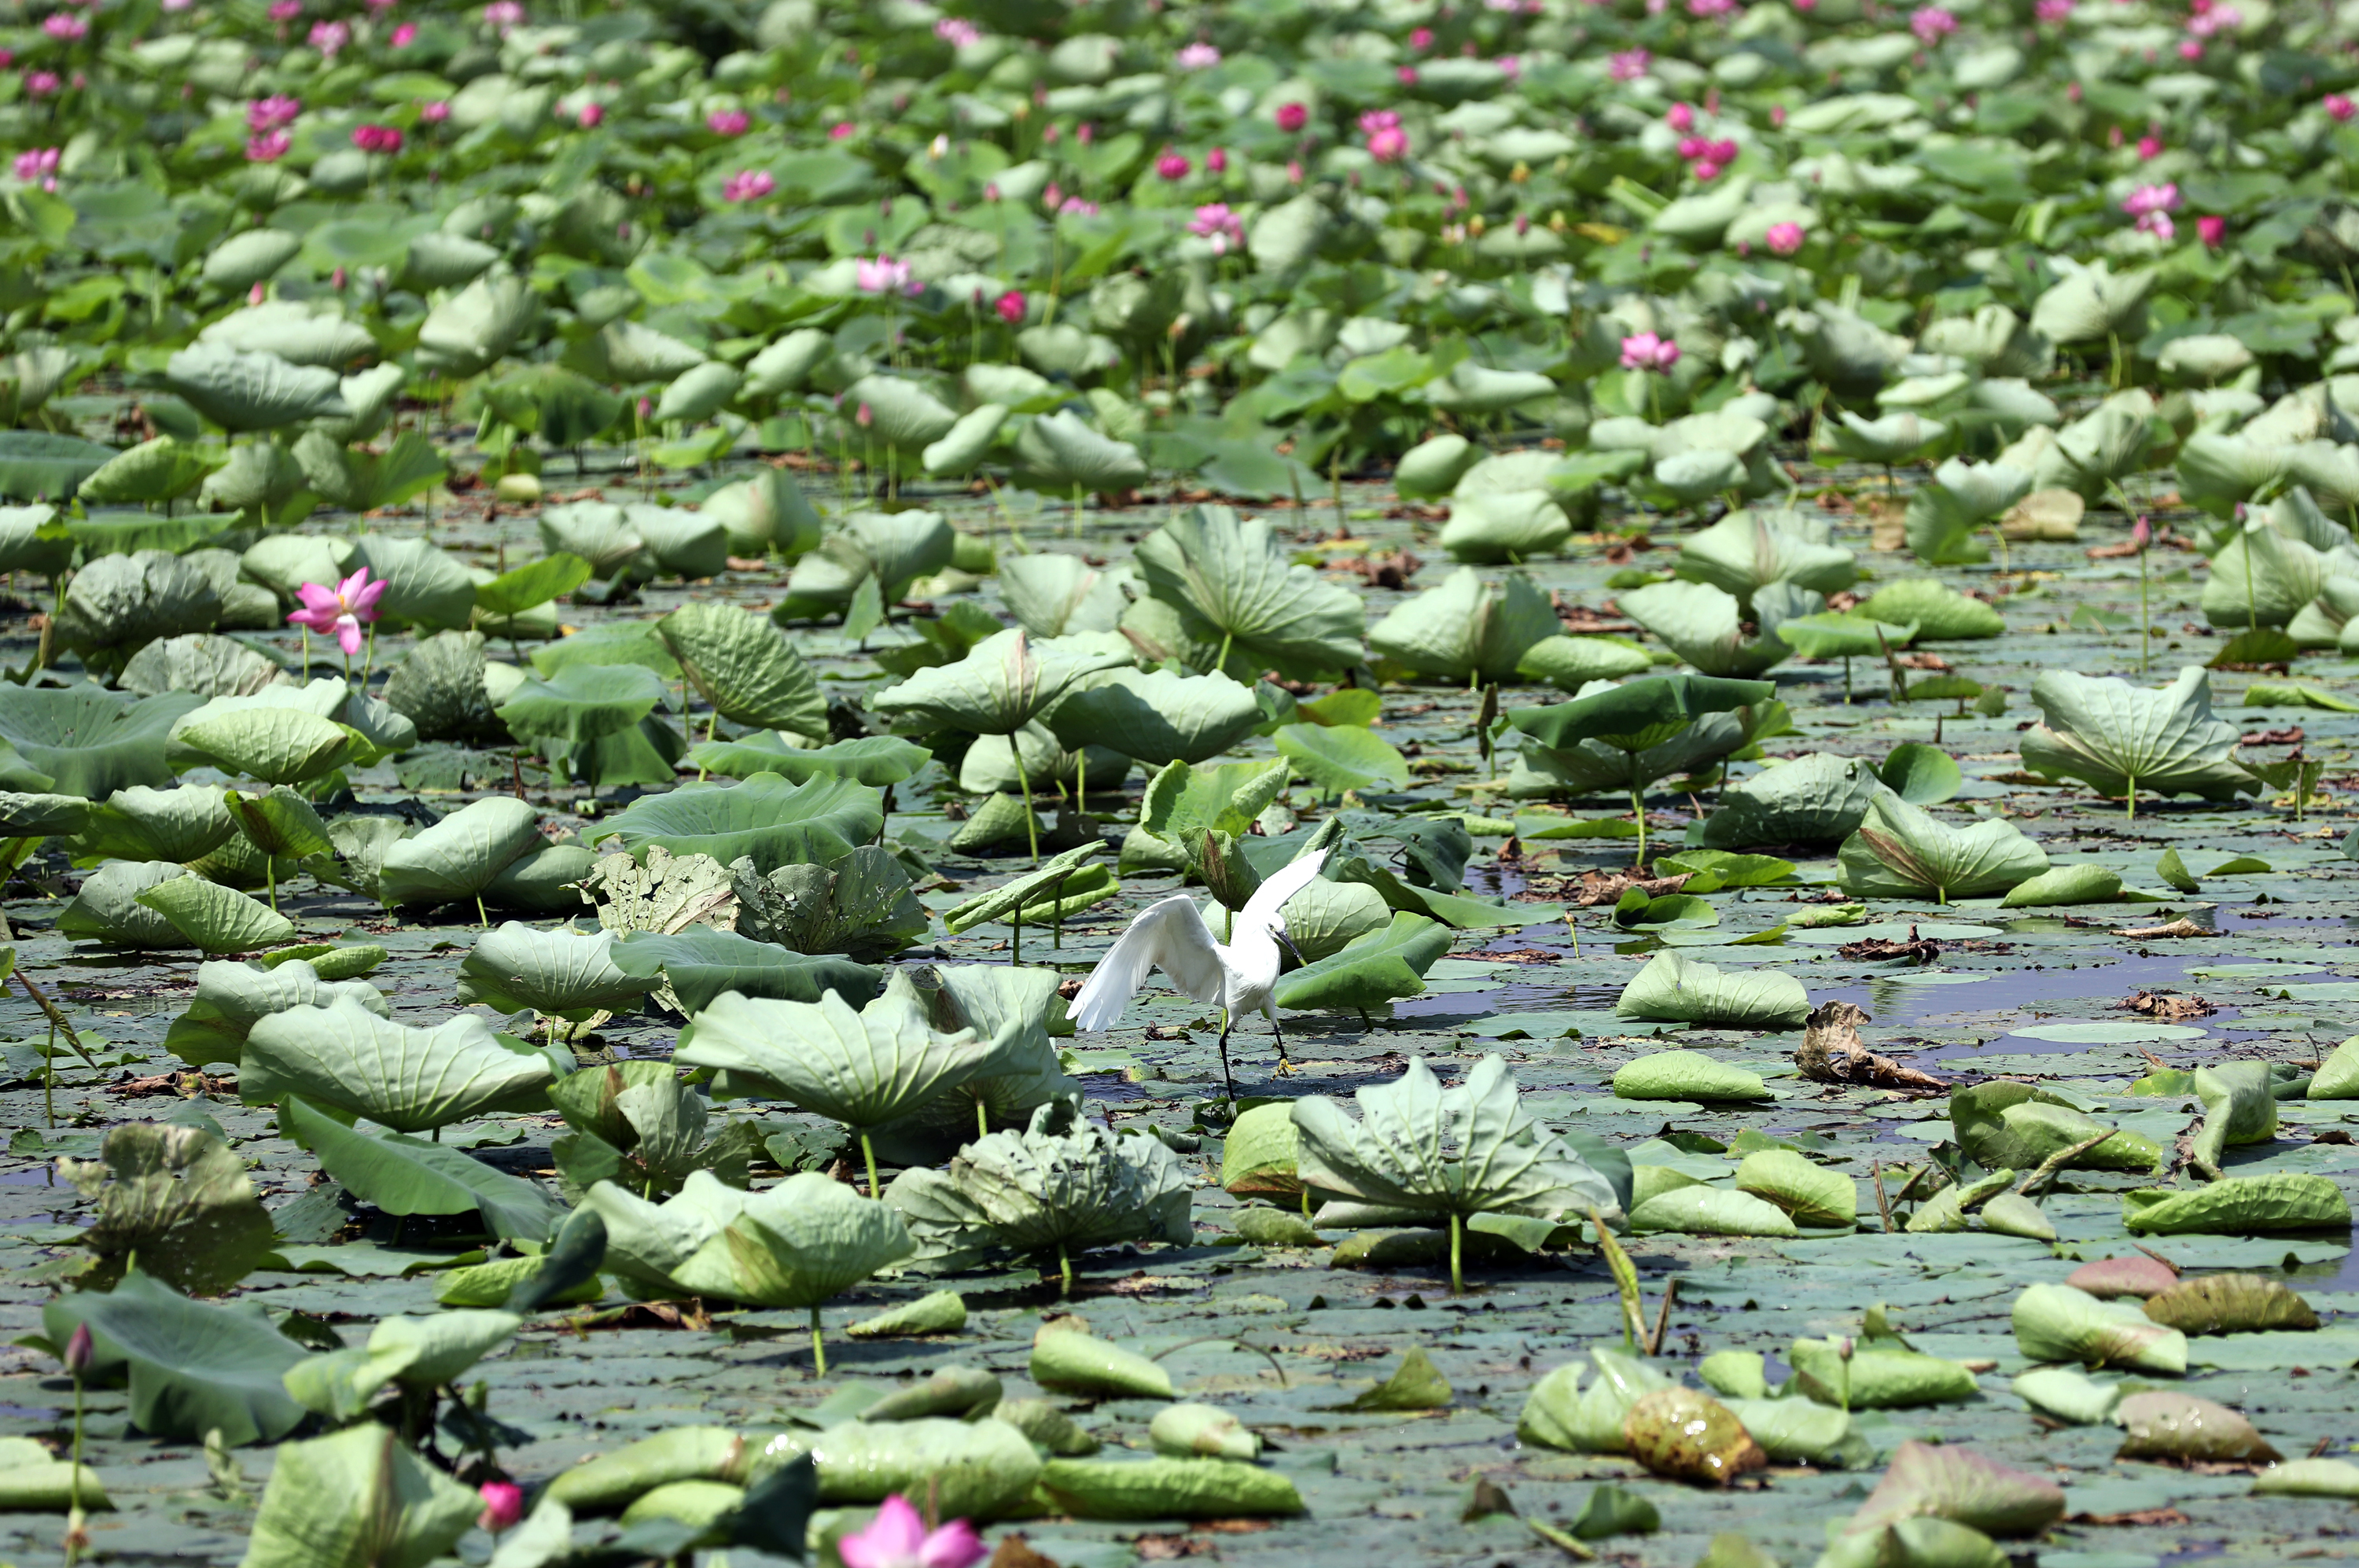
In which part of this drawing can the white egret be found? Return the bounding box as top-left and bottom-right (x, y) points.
(1070, 849), (1330, 1099)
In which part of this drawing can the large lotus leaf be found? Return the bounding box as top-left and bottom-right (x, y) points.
(845, 374), (961, 455)
(201, 228), (303, 292)
(40, 1268), (307, 1448)
(596, 772), (881, 877)
(1628, 1182), (1794, 1237)
(1735, 1149), (1858, 1227)
(54, 549), (222, 672)
(1046, 668), (1260, 767)
(175, 707), (356, 786)
(924, 403), (1010, 477)
(731, 844), (930, 961)
(1788, 1342), (1979, 1410)
(1820, 410), (1945, 466)
(381, 631), (502, 743)
(1857, 579), (2005, 639)
(652, 361), (743, 425)
(1508, 672), (1776, 756)
(79, 436), (213, 506)
(999, 554), (1132, 639)
(416, 270), (535, 378)
(1838, 791), (2048, 900)
(1140, 757), (1293, 859)
(1952, 1082), (2162, 1172)
(198, 300), (377, 369)
(349, 534), (477, 632)
(632, 507), (729, 581)
(1516, 635), (1654, 690)
(283, 1095), (559, 1241)
(120, 634), (285, 701)
(1675, 510), (1857, 606)
(700, 469), (823, 561)
(246, 996), (554, 1130)
(1134, 506), (1365, 678)
(610, 928), (881, 1016)
(1438, 491), (1574, 565)
(2019, 667), (2253, 804)
(70, 785), (235, 863)
(377, 797), (543, 907)
(1291, 1055), (1619, 1222)
(1507, 706), (1772, 801)
(786, 511), (956, 607)
(455, 922), (653, 1021)
(57, 1121), (277, 1295)
(164, 955), (392, 1068)
(1273, 722), (1410, 797)
(1616, 951), (1810, 1029)
(164, 343), (350, 431)
(686, 733), (933, 787)
(0, 789), (88, 836)
(1426, 360), (1555, 414)
(2124, 1173), (2353, 1235)
(885, 1095), (1194, 1258)
(540, 502), (651, 580)
(2203, 523), (2331, 629)
(1617, 580), (1802, 678)
(2039, 402), (2157, 499)
(2030, 262), (2155, 345)
(237, 1423), (480, 1568)
(1272, 911), (1451, 1010)
(497, 663), (668, 760)
(136, 875), (296, 953)
(1905, 460), (2033, 565)
(2179, 432), (2297, 517)
(1846, 1440), (2066, 1538)
(533, 622), (680, 681)
(587, 1169), (914, 1307)
(1368, 568), (1559, 683)
(873, 628), (1131, 737)
(1014, 410), (1150, 492)
(57, 859), (195, 947)
(677, 970), (1031, 1131)
(657, 601), (826, 739)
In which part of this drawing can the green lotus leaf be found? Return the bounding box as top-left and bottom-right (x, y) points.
(246, 996), (554, 1130)
(282, 1095), (560, 1241)
(1369, 568), (1559, 684)
(0, 790), (89, 836)
(344, 534), (477, 631)
(595, 772), (881, 877)
(164, 955), (393, 1069)
(40, 1268), (307, 1448)
(1439, 490), (1575, 564)
(587, 1168), (914, 1308)
(1014, 410), (1150, 492)
(53, 1121), (275, 1295)
(1676, 509), (1857, 607)
(1838, 792), (2048, 901)
(1998, 863), (2124, 907)
(873, 628), (1130, 737)
(1133, 505), (1365, 678)
(120, 634), (285, 700)
(1615, 1048), (1775, 1103)
(1617, 580), (1806, 678)
(1514, 635), (1654, 690)
(1951, 1082), (2162, 1172)
(785, 510), (955, 607)
(376, 797), (544, 909)
(610, 928), (881, 1015)
(416, 270), (536, 378)
(845, 374), (960, 455)
(175, 707), (356, 786)
(2124, 1173), (2353, 1235)
(1616, 951), (1809, 1028)
(1855, 579), (2005, 639)
(2203, 521), (2333, 629)
(164, 343), (348, 431)
(2030, 260), (2155, 345)
(658, 601), (826, 738)
(1044, 668), (1258, 767)
(53, 550), (222, 674)
(135, 874), (296, 953)
(497, 662), (668, 761)
(1789, 1342), (1981, 1410)
(199, 300), (376, 368)
(1272, 721), (1410, 797)
(683, 732), (933, 786)
(2011, 1283), (2187, 1373)
(700, 468), (823, 560)
(454, 922), (653, 1021)
(1273, 910), (1451, 1010)
(201, 228), (302, 292)
(1734, 1148), (1857, 1227)
(77, 436), (213, 506)
(1627, 1181), (1796, 1237)
(539, 501), (652, 581)
(999, 554), (1132, 639)
(2019, 666), (2254, 805)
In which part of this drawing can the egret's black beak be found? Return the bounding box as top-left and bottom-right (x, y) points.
(1276, 931), (1305, 969)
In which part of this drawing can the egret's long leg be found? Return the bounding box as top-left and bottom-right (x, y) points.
(1216, 1007), (1235, 1102)
(1269, 1004), (1294, 1077)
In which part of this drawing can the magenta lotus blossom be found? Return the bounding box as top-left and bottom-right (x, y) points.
(994, 289), (1025, 324)
(267, 0), (300, 19)
(1688, 0), (1734, 19)
(1609, 50), (1651, 80)
(1205, 145), (1227, 173)
(392, 21), (417, 44)
(1409, 25), (1434, 50)
(248, 94), (300, 132)
(1058, 195), (1100, 215)
(2131, 514), (2151, 550)
(13, 148), (57, 191)
(1665, 102), (1695, 131)
(42, 13), (86, 39)
(0, 50), (13, 66)
(2185, 0), (2239, 35)
(1155, 149), (1191, 180)
(837, 1496), (987, 1568)
(856, 255), (916, 295)
(2035, 0), (2072, 17)
(2328, 94), (2357, 123)
(1620, 332), (1680, 372)
(1175, 41), (1220, 68)
(1275, 101), (1307, 132)
(310, 19), (351, 55)
(477, 1482), (525, 1534)
(2136, 134), (2162, 159)
(1395, 64), (1418, 84)
(2124, 181), (2179, 238)
(482, 0), (523, 28)
(829, 120), (855, 139)
(707, 109), (749, 136)
(246, 131), (291, 162)
(1908, 6), (1956, 42)
(722, 168), (775, 202)
(1765, 221), (1805, 256)
(576, 101), (602, 127)
(24, 71), (59, 96)
(2197, 214), (2226, 247)
(351, 123), (402, 153)
(289, 569), (387, 657)
(934, 17), (979, 46)
(419, 98), (449, 121)
(1360, 109), (1408, 162)
(1188, 201), (1245, 254)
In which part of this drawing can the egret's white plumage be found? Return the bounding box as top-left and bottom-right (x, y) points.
(1071, 849), (1330, 1096)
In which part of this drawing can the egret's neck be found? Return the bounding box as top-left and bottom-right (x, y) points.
(1227, 919), (1283, 987)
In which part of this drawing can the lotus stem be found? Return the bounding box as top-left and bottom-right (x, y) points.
(1448, 1211), (1463, 1297)
(65, 1358), (84, 1566)
(2125, 775), (2136, 823)
(1058, 1242), (1073, 1297)
(809, 1305), (826, 1377)
(18, 974), (94, 1071)
(477, 893), (489, 930)
(976, 1099), (988, 1143)
(1018, 762), (1040, 866)
(1628, 787), (1646, 869)
(860, 1132), (880, 1201)
(264, 855), (276, 914)
(1216, 630), (1234, 674)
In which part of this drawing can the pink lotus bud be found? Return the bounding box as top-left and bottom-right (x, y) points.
(2197, 214), (2225, 247)
(1665, 103), (1694, 131)
(1275, 101), (1307, 132)
(478, 1482), (524, 1533)
(64, 1323), (93, 1375)
(1205, 145), (1227, 173)
(248, 282), (266, 304)
(1155, 149), (1191, 179)
(2329, 94), (2357, 123)
(994, 289), (1025, 324)
(579, 101), (602, 127)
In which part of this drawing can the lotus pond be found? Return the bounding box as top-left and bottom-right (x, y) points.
(6, 0), (2359, 1565)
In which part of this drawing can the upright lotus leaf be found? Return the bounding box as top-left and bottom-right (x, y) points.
(1615, 951), (1811, 1028)
(845, 374), (961, 455)
(587, 1169), (915, 1309)
(2011, 1283), (2188, 1373)
(1905, 460), (2033, 565)
(245, 996), (555, 1130)
(612, 927), (880, 1015)
(57, 860), (197, 947)
(2190, 1060), (2278, 1178)
(657, 602), (826, 739)
(1506, 673), (1777, 856)
(1438, 491), (1577, 564)
(883, 1095), (1193, 1283)
(164, 956), (392, 1068)
(1852, 580), (2005, 641)
(1618, 580), (1805, 678)
(41, 1268), (308, 1448)
(1273, 911), (1452, 1011)
(377, 796), (543, 909)
(54, 549), (223, 675)
(198, 300), (375, 368)
(79, 436), (214, 506)
(455, 922), (653, 1021)
(875, 963), (1077, 1150)
(1734, 1148), (1857, 1227)
(2030, 261), (2155, 345)
(2203, 525), (2332, 631)
(730, 845), (931, 961)
(1368, 569), (1561, 684)
(1000, 554), (1132, 638)
(1846, 1441), (2066, 1540)
(71, 784), (235, 864)
(164, 343), (350, 431)
(686, 734), (933, 787)
(873, 629), (1132, 738)
(595, 773), (882, 877)
(120, 634), (285, 700)
(1013, 410), (1150, 493)
(2019, 667), (2254, 811)
(348, 535), (477, 632)
(137, 875), (298, 953)
(1675, 510), (1857, 607)
(416, 269), (535, 378)
(226, 786), (335, 896)
(1820, 410), (1945, 466)
(284, 1310), (524, 1423)
(1133, 505), (1366, 677)
(283, 1097), (560, 1241)
(1046, 668), (1260, 767)
(2125, 1174), (2352, 1235)
(497, 661), (668, 765)
(785, 511), (956, 609)
(1837, 792), (2048, 902)
(1139, 759), (1293, 873)
(1952, 1083), (2162, 1172)
(57, 1122), (275, 1294)
(175, 705), (356, 787)
(1699, 753), (1884, 848)
(1517, 1349), (1675, 1454)
(237, 1424), (480, 1568)
(381, 631), (503, 743)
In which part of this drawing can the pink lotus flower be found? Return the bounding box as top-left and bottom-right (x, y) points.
(1908, 6), (1956, 42)
(24, 71), (59, 96)
(837, 1496), (988, 1568)
(1665, 102), (1695, 131)
(1765, 220), (1805, 255)
(856, 255), (915, 295)
(707, 109), (749, 137)
(1409, 25), (1434, 49)
(2136, 134), (2162, 159)
(1187, 201), (1244, 254)
(351, 123), (402, 153)
(2124, 181), (2179, 237)
(2035, 0), (2071, 17)
(1205, 145), (1227, 173)
(0, 50), (13, 66)
(1058, 195), (1100, 215)
(1619, 332), (1680, 372)
(2131, 514), (2151, 549)
(13, 147), (57, 191)
(246, 131), (291, 162)
(478, 1482), (525, 1534)
(267, 0), (299, 19)
(248, 282), (266, 305)
(2329, 94), (2357, 123)
(1692, 160), (1722, 181)
(1496, 54), (1520, 79)
(722, 168), (775, 202)
(1155, 149), (1191, 179)
(1175, 41), (1220, 68)
(576, 101), (602, 127)
(418, 98), (449, 121)
(1275, 101), (1307, 132)
(1286, 158), (1304, 183)
(2177, 39), (2202, 57)
(482, 0), (523, 28)
(248, 95), (300, 132)
(309, 20), (351, 55)
(42, 13), (86, 39)
(289, 568), (387, 657)
(1360, 109), (1408, 162)
(855, 401), (872, 428)
(934, 17), (979, 46)
(392, 21), (417, 44)
(829, 120), (855, 139)
(994, 289), (1025, 324)
(1609, 50), (1651, 80)
(2197, 214), (2225, 247)
(1688, 0), (1734, 17)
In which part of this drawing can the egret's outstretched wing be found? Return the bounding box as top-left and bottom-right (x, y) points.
(1242, 848), (1331, 934)
(1070, 893), (1226, 1030)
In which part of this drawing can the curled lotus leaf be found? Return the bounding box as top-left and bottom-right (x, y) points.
(2115, 1391), (2282, 1464)
(1621, 1388), (1765, 1486)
